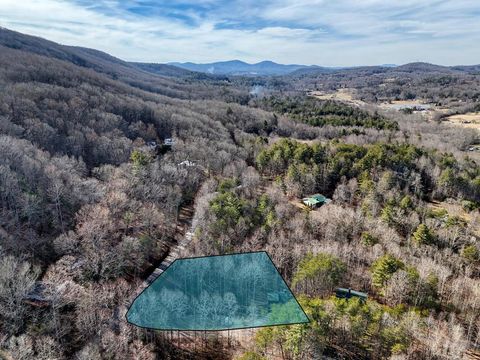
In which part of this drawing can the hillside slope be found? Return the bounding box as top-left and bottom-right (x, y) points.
(0, 28), (242, 99)
(0, 28), (479, 360)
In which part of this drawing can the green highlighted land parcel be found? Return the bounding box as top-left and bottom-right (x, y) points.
(126, 252), (309, 330)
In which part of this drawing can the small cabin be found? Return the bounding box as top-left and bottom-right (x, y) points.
(302, 194), (331, 208)
(178, 160), (195, 167)
(335, 288), (368, 302)
(164, 138), (175, 146)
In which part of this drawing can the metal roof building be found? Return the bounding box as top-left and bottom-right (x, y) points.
(335, 288), (368, 302)
(302, 194), (331, 208)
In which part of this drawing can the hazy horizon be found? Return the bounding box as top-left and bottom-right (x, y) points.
(1, 1), (480, 66)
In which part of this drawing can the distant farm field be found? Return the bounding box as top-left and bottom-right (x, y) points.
(445, 112), (480, 130)
(379, 99), (433, 110)
(309, 89), (367, 107)
(309, 88), (355, 101)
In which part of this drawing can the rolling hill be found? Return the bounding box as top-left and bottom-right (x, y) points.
(169, 59), (322, 76)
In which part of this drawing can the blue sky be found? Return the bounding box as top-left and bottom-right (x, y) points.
(1, 0), (479, 66)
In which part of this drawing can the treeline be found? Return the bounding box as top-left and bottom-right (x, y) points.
(256, 139), (479, 202)
(256, 96), (398, 130)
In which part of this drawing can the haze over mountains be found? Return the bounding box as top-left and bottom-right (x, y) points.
(167, 61), (398, 76)
(168, 60), (322, 76)
(169, 60), (480, 77)
(1, 27), (479, 80)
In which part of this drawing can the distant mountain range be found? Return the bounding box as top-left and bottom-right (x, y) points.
(1, 27), (479, 81)
(168, 60), (480, 77)
(169, 60), (324, 76)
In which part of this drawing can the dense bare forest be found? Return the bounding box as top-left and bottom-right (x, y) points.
(0, 28), (479, 360)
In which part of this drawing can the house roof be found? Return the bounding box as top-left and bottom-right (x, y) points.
(336, 288), (368, 299)
(302, 194), (329, 205)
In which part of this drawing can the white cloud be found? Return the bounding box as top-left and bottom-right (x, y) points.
(256, 27), (317, 38)
(0, 0), (479, 65)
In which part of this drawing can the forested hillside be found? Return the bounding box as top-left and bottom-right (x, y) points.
(0, 28), (479, 360)
(288, 63), (480, 109)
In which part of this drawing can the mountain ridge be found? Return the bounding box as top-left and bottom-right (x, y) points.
(169, 59), (323, 76)
(1, 27), (479, 80)
(0, 27), (192, 81)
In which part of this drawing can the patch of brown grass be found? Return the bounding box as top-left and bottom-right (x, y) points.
(445, 112), (480, 130)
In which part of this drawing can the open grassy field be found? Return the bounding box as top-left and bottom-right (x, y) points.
(379, 99), (433, 111)
(308, 89), (367, 107)
(444, 112), (480, 130)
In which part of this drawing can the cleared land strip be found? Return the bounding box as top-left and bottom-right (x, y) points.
(142, 205), (195, 288)
(144, 230), (193, 285)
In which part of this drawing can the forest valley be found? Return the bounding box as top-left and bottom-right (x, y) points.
(0, 28), (479, 360)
